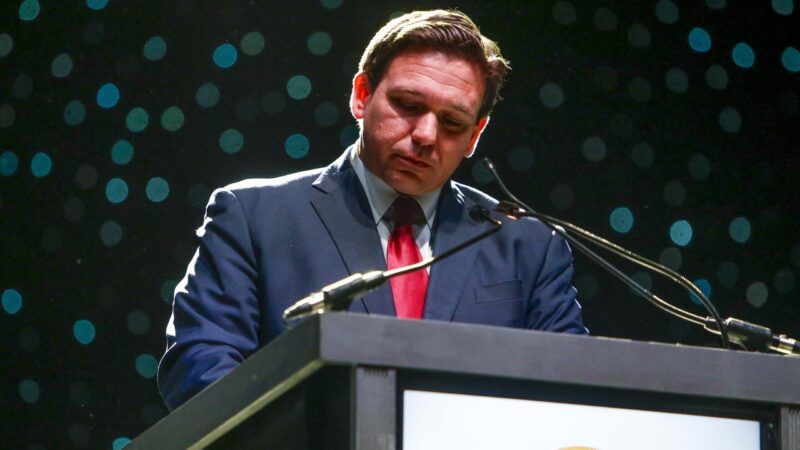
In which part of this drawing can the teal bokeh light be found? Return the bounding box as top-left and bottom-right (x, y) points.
(126, 107), (149, 132)
(669, 220), (693, 246)
(688, 27), (711, 53)
(97, 83), (120, 109)
(655, 0), (679, 24)
(287, 75), (312, 100)
(136, 354), (158, 379)
(782, 47), (800, 73)
(609, 207), (634, 233)
(285, 133), (310, 159)
(240, 31), (265, 56)
(160, 106), (185, 131)
(105, 177), (129, 204)
(31, 152), (52, 177)
(111, 139), (134, 165)
(51, 53), (74, 78)
(87, 0), (109, 10)
(113, 437), (132, 450)
(143, 36), (167, 61)
(307, 31), (332, 56)
(19, 379), (40, 403)
(100, 220), (123, 246)
(74, 319), (96, 345)
(0, 150), (19, 176)
(146, 177), (169, 202)
(64, 100), (86, 125)
(0, 33), (13, 57)
(719, 107), (742, 133)
(320, 0), (343, 8)
(2, 289), (23, 315)
(732, 42), (755, 68)
(772, 0), (794, 15)
(19, 0), (40, 21)
(219, 129), (244, 154)
(213, 43), (238, 68)
(690, 278), (712, 305)
(729, 216), (752, 243)
(196, 82), (220, 108)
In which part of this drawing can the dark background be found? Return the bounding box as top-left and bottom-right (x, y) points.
(1, 0), (798, 447)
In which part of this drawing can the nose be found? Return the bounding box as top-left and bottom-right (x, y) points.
(411, 112), (437, 148)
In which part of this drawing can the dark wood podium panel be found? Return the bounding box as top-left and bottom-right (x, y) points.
(131, 313), (800, 449)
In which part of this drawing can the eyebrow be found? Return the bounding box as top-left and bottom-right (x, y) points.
(393, 88), (474, 116)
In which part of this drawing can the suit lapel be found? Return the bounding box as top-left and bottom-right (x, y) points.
(424, 182), (489, 321)
(309, 151), (396, 316)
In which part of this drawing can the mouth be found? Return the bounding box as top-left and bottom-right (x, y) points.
(394, 154), (430, 169)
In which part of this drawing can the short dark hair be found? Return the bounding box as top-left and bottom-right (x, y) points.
(359, 9), (510, 119)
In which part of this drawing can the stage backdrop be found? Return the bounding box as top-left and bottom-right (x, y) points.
(1, 0), (798, 447)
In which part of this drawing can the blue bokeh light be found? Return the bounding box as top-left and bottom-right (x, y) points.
(782, 47), (800, 73)
(74, 320), (96, 345)
(97, 82), (120, 109)
(690, 278), (712, 305)
(729, 216), (752, 243)
(146, 177), (169, 202)
(19, 379), (40, 403)
(669, 220), (693, 246)
(285, 133), (310, 159)
(0, 150), (19, 176)
(143, 36), (167, 61)
(219, 129), (244, 154)
(64, 100), (86, 125)
(19, 0), (40, 21)
(126, 107), (149, 132)
(111, 139), (134, 165)
(213, 43), (238, 68)
(287, 75), (312, 100)
(196, 82), (220, 108)
(87, 0), (109, 10)
(135, 354), (158, 379)
(2, 289), (23, 315)
(688, 27), (711, 53)
(732, 42), (755, 68)
(610, 207), (634, 233)
(105, 177), (129, 204)
(31, 152), (52, 178)
(112, 437), (132, 450)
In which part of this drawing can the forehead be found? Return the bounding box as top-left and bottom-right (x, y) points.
(379, 49), (485, 115)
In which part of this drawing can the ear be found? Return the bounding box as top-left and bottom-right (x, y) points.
(349, 72), (372, 120)
(465, 116), (490, 158)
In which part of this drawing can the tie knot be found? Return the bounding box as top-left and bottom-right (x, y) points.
(390, 196), (424, 227)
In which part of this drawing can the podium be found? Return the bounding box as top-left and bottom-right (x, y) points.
(131, 313), (800, 449)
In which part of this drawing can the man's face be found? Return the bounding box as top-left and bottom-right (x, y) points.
(350, 48), (489, 196)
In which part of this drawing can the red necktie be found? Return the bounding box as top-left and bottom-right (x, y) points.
(387, 196), (428, 319)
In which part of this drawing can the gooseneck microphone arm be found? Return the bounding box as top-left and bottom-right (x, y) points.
(282, 206), (502, 321)
(480, 157), (732, 350)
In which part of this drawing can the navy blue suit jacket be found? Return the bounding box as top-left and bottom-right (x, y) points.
(158, 149), (586, 410)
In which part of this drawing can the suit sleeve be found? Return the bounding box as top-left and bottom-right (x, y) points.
(157, 188), (261, 410)
(526, 229), (589, 334)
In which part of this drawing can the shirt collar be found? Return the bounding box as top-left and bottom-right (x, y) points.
(349, 141), (441, 227)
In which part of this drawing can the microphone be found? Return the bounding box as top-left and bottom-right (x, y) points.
(283, 205), (502, 321)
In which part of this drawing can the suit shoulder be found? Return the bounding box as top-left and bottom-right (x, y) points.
(218, 168), (325, 197)
(451, 181), (500, 208)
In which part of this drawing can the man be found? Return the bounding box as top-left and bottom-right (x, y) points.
(158, 9), (587, 411)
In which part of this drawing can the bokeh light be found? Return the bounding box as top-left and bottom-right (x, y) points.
(126, 107), (149, 132)
(627, 23), (651, 48)
(631, 142), (654, 168)
(552, 1), (577, 25)
(113, 437), (132, 450)
(64, 100), (86, 125)
(314, 101), (339, 126)
(73, 319), (96, 345)
(196, 82), (220, 108)
(655, 0), (679, 24)
(111, 139), (134, 165)
(105, 178), (129, 204)
(136, 354), (158, 379)
(717, 261), (739, 288)
(87, 0), (108, 9)
(1, 150), (20, 176)
(307, 31), (333, 56)
(665, 67), (688, 93)
(581, 136), (607, 162)
(773, 268), (795, 294)
(719, 107), (742, 133)
(219, 129), (244, 154)
(339, 124), (359, 147)
(2, 289), (23, 315)
(705, 64), (729, 90)
(690, 278), (712, 305)
(609, 207), (634, 233)
(0, 103), (15, 128)
(594, 8), (618, 32)
(470, 160), (493, 185)
(19, 0), (41, 21)
(773, 0), (795, 14)
(507, 146), (534, 172)
(781, 47), (800, 73)
(13, 74), (33, 99)
(96, 82), (120, 109)
(688, 27), (711, 53)
(669, 220), (693, 246)
(160, 106), (185, 131)
(729, 216), (752, 243)
(687, 153), (711, 180)
(240, 31), (265, 56)
(31, 152), (52, 178)
(146, 177), (170, 202)
(100, 220), (123, 246)
(320, 0), (343, 8)
(539, 83), (565, 108)
(213, 43), (238, 68)
(0, 33), (13, 57)
(127, 310), (150, 335)
(285, 133), (310, 159)
(746, 282), (769, 307)
(732, 42), (755, 68)
(287, 75), (312, 100)
(706, 0), (727, 9)
(19, 379), (40, 403)
(143, 36), (167, 61)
